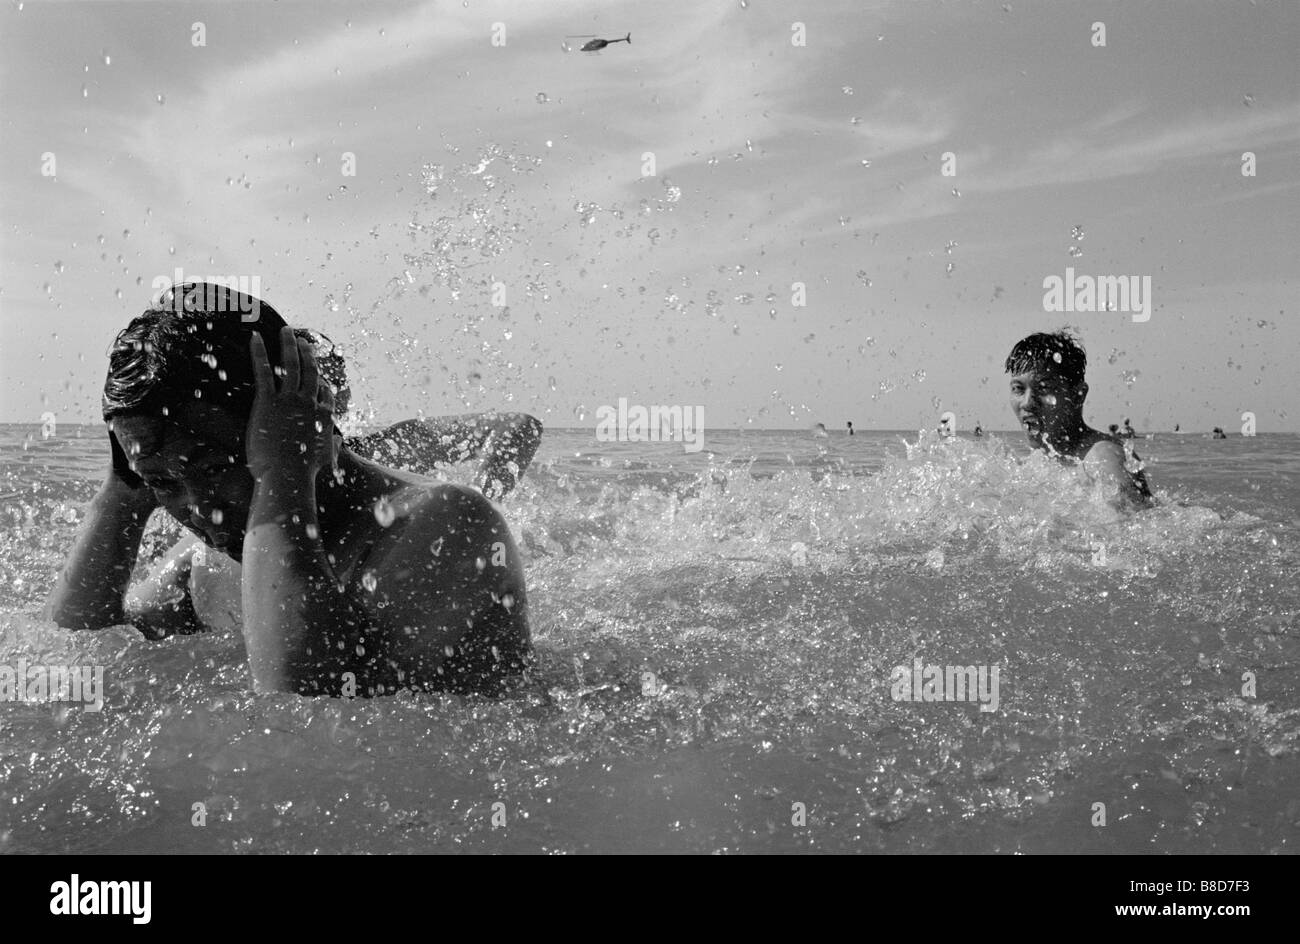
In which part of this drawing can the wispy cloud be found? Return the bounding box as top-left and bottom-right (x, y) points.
(976, 102), (1300, 192)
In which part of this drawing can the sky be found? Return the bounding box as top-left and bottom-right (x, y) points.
(1, 0), (1297, 433)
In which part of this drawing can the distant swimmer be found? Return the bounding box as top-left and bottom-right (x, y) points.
(1108, 423), (1120, 436)
(1174, 423), (1180, 433)
(813, 422), (828, 438)
(1212, 426), (1228, 439)
(570, 33), (630, 52)
(1005, 329), (1152, 508)
(973, 421), (983, 438)
(45, 283), (533, 697)
(1121, 418), (1136, 439)
(847, 421), (854, 436)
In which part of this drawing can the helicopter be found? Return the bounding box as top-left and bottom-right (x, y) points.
(566, 33), (631, 52)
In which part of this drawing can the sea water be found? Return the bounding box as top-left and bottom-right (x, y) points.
(2, 426), (1297, 853)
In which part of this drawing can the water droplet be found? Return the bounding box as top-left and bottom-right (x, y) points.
(211, 509), (224, 525)
(373, 498), (395, 527)
(535, 92), (549, 104)
(361, 571), (377, 592)
(1070, 225), (1085, 241)
(1242, 93), (1255, 107)
(80, 84), (88, 99)
(156, 93), (165, 105)
(842, 86), (854, 95)
(53, 261), (64, 273)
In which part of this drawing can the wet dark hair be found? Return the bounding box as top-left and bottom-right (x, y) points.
(102, 282), (288, 421)
(1004, 329), (1087, 387)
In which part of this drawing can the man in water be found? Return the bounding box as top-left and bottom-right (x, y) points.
(1005, 330), (1152, 507)
(45, 283), (531, 696)
(121, 326), (543, 638)
(846, 421), (854, 436)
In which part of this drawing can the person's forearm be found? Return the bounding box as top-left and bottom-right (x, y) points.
(240, 471), (367, 693)
(44, 475), (156, 629)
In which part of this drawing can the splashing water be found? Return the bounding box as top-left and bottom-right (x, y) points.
(3, 425), (1297, 852)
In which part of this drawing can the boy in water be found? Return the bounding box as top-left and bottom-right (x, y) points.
(120, 327), (543, 638)
(45, 283), (531, 696)
(1005, 330), (1152, 507)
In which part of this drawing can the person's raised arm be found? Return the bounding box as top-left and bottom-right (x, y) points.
(241, 329), (373, 694)
(44, 427), (159, 629)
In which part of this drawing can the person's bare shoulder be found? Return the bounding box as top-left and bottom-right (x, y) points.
(357, 482), (525, 610)
(351, 482), (529, 687)
(1082, 438), (1148, 506)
